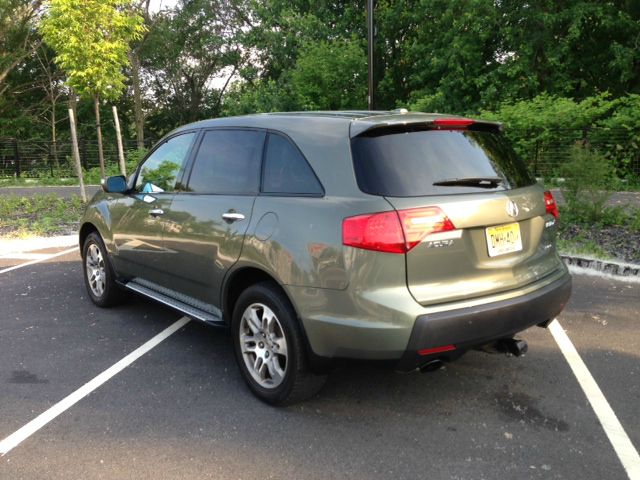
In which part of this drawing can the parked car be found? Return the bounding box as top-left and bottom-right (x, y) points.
(80, 111), (572, 405)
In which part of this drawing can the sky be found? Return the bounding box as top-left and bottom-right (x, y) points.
(148, 0), (179, 14)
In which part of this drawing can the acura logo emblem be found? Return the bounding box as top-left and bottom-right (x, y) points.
(506, 200), (519, 218)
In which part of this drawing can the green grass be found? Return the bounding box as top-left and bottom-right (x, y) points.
(0, 194), (86, 238)
(556, 237), (612, 261)
(0, 177), (84, 187)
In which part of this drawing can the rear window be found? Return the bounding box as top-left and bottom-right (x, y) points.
(351, 129), (535, 197)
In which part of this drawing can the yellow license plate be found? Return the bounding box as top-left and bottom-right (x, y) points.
(485, 222), (523, 257)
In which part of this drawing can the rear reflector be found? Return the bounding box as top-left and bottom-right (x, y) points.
(418, 345), (456, 356)
(432, 118), (475, 128)
(343, 206), (456, 254)
(544, 191), (559, 219)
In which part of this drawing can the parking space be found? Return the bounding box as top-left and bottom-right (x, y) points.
(0, 250), (638, 479)
(554, 277), (640, 451)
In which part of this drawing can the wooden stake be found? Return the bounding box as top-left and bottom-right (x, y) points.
(94, 94), (105, 179)
(69, 108), (87, 202)
(112, 105), (126, 176)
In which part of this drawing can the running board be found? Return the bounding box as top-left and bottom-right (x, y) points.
(124, 281), (225, 326)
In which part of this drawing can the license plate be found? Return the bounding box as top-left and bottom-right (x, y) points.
(485, 222), (523, 257)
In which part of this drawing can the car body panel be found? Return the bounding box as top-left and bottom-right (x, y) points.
(286, 262), (570, 359)
(238, 195), (393, 291)
(109, 193), (172, 284)
(161, 193), (257, 306)
(385, 183), (565, 305)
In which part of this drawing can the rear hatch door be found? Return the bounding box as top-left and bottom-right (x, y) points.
(350, 120), (561, 306)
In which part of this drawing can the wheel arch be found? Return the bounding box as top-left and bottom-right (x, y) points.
(222, 265), (332, 373)
(79, 222), (99, 251)
(223, 266), (288, 323)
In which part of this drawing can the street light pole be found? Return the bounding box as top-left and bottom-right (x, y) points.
(367, 0), (375, 111)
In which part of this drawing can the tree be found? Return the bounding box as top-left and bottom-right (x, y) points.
(291, 39), (367, 110)
(140, 0), (250, 137)
(40, 0), (145, 177)
(405, 0), (640, 114)
(0, 0), (43, 93)
(35, 44), (65, 166)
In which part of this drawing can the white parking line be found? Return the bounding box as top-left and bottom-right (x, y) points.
(0, 253), (50, 261)
(549, 319), (640, 479)
(0, 316), (191, 456)
(0, 247), (78, 274)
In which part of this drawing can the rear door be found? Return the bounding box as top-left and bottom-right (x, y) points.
(161, 128), (265, 307)
(351, 125), (562, 306)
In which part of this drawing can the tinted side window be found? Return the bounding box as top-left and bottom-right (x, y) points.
(188, 129), (265, 194)
(135, 132), (195, 193)
(262, 134), (323, 195)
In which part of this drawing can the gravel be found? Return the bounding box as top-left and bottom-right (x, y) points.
(559, 224), (640, 264)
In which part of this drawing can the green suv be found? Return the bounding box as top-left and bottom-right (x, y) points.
(80, 111), (572, 405)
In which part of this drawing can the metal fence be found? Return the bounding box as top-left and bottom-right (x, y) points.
(2, 126), (639, 180)
(0, 137), (154, 178)
(518, 127), (640, 180)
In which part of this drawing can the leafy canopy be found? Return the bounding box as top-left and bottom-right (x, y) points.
(39, 0), (145, 100)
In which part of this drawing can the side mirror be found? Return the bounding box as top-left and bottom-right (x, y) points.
(102, 175), (127, 193)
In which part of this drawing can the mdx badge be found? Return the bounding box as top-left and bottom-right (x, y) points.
(506, 199), (519, 218)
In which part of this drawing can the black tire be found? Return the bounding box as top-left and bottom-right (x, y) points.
(82, 232), (126, 308)
(231, 282), (327, 405)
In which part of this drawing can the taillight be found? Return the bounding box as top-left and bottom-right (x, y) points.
(342, 207), (455, 254)
(544, 191), (559, 219)
(342, 211), (406, 254)
(432, 118), (474, 128)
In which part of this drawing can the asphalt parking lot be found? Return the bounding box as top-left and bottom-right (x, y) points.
(0, 246), (638, 479)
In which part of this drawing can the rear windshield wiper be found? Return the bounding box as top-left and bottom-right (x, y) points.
(432, 176), (503, 188)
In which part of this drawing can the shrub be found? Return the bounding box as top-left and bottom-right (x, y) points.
(82, 148), (147, 184)
(560, 145), (617, 224)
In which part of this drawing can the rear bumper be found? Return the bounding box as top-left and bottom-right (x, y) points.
(395, 271), (572, 372)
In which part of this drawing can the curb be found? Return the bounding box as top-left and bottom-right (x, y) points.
(0, 234), (77, 257)
(561, 255), (640, 278)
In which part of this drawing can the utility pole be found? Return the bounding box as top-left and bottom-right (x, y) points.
(367, 0), (375, 111)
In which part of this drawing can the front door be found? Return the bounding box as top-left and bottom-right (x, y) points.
(161, 128), (266, 307)
(111, 131), (197, 285)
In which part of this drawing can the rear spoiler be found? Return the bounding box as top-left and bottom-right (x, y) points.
(349, 113), (503, 138)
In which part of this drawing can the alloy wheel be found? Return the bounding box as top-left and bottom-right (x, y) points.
(85, 243), (106, 298)
(239, 303), (288, 389)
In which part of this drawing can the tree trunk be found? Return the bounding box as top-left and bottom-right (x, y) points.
(94, 94), (105, 178)
(51, 100), (59, 169)
(68, 108), (87, 202)
(130, 51), (145, 150)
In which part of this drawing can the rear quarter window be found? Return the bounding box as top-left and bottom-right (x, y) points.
(351, 129), (535, 197)
(262, 133), (323, 195)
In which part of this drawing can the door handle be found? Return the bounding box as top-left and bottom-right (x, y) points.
(149, 208), (164, 217)
(222, 212), (245, 222)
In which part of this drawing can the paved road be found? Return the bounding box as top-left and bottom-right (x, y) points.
(0, 250), (638, 479)
(0, 185), (101, 199)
